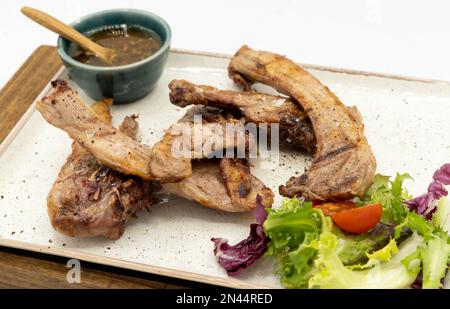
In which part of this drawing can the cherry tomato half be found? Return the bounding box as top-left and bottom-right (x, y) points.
(331, 203), (382, 234)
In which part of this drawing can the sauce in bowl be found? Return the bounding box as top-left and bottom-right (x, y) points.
(68, 24), (162, 66)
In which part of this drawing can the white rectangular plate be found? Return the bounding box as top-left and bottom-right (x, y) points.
(1, 50), (449, 288)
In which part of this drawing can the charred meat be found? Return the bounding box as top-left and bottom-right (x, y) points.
(47, 99), (152, 239)
(168, 79), (316, 152)
(228, 46), (376, 201)
(37, 80), (250, 183)
(161, 106), (274, 212)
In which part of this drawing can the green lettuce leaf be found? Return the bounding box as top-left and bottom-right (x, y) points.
(335, 222), (411, 266)
(432, 196), (450, 232)
(278, 243), (317, 288)
(359, 173), (412, 225)
(348, 238), (399, 270)
(394, 211), (436, 240)
(264, 198), (323, 256)
(421, 235), (450, 289)
(263, 198), (330, 287)
(367, 238), (399, 261)
(394, 199), (450, 289)
(308, 232), (421, 289)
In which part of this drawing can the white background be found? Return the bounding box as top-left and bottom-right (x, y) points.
(1, 0), (450, 88)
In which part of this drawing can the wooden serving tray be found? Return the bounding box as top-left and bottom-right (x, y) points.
(0, 46), (61, 143)
(1, 46), (449, 289)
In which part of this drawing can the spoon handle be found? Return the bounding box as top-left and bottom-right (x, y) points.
(21, 7), (110, 61)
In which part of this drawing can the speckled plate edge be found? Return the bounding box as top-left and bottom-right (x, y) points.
(1, 48), (449, 289)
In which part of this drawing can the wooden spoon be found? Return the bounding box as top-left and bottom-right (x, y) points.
(21, 6), (116, 64)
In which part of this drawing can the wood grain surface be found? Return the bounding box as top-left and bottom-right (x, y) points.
(0, 45), (197, 288)
(0, 45), (61, 143)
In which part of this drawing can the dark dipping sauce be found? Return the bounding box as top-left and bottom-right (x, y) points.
(68, 24), (162, 66)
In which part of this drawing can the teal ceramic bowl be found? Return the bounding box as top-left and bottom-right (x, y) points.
(57, 9), (171, 103)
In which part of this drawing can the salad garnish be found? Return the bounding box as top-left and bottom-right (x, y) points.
(211, 164), (450, 288)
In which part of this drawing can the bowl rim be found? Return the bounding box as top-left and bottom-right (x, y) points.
(57, 8), (172, 71)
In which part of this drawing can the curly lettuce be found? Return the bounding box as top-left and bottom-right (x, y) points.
(395, 196), (450, 289)
(358, 173), (412, 224)
(263, 198), (413, 288)
(307, 232), (421, 289)
(335, 222), (411, 266)
(263, 198), (328, 288)
(347, 238), (399, 270)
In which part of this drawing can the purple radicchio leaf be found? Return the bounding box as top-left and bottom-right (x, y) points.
(405, 163), (450, 220)
(433, 163), (450, 185)
(211, 195), (270, 276)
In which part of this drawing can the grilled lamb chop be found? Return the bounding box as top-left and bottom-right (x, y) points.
(37, 81), (154, 180)
(168, 79), (316, 152)
(228, 46), (376, 201)
(47, 99), (152, 239)
(149, 105), (250, 182)
(37, 80), (249, 183)
(219, 158), (273, 209)
(163, 158), (274, 212)
(38, 81), (272, 212)
(161, 106), (274, 211)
